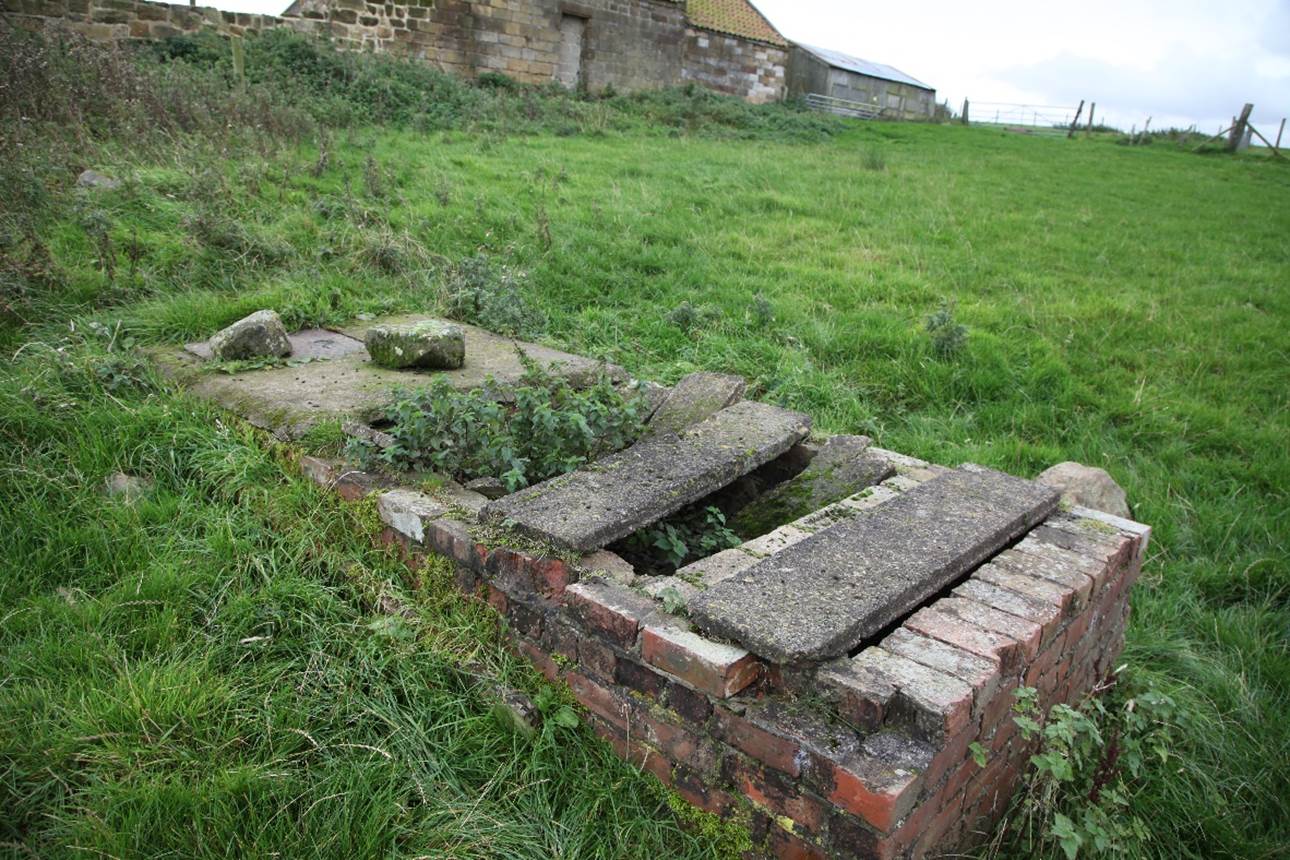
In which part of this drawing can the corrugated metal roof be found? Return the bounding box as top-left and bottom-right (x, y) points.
(797, 43), (933, 91)
(686, 0), (789, 47)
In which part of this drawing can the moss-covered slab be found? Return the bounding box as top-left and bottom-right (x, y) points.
(689, 466), (1061, 663)
(645, 371), (745, 437)
(365, 320), (465, 369)
(161, 315), (627, 439)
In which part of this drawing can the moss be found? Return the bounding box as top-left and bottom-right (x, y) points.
(664, 792), (753, 860)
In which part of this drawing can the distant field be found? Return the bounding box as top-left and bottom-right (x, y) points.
(2, 33), (1287, 859)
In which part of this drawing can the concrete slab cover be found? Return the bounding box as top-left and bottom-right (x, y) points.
(645, 371), (746, 437)
(480, 400), (811, 552)
(166, 316), (625, 438)
(689, 467), (1060, 663)
(185, 328), (367, 362)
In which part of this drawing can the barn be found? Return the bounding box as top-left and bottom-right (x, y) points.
(786, 42), (935, 120)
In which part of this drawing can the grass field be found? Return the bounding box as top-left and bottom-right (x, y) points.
(2, 33), (1288, 860)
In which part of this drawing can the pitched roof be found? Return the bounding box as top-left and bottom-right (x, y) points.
(686, 0), (789, 47)
(797, 43), (933, 91)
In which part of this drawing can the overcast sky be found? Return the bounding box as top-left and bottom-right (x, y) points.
(214, 0), (1289, 135)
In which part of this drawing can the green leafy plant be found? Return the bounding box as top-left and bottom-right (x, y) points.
(351, 355), (643, 490)
(621, 504), (740, 573)
(444, 255), (546, 337)
(533, 685), (580, 733)
(925, 299), (968, 359)
(987, 677), (1179, 859)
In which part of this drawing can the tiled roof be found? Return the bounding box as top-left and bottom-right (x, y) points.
(686, 0), (789, 47)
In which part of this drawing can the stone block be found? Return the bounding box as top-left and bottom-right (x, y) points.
(482, 400), (810, 552)
(364, 319), (465, 369)
(1036, 461), (1130, 518)
(645, 370), (745, 436)
(376, 489), (447, 544)
(690, 467), (1058, 663)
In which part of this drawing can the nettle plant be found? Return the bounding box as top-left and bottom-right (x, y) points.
(351, 356), (644, 491)
(622, 503), (741, 574)
(984, 676), (1179, 859)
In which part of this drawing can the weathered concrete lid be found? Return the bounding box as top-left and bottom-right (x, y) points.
(688, 466), (1060, 663)
(481, 400), (811, 552)
(166, 315), (625, 438)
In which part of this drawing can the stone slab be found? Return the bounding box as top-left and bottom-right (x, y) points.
(164, 315), (626, 439)
(480, 400), (811, 552)
(185, 327), (366, 362)
(645, 371), (746, 436)
(688, 466), (1060, 663)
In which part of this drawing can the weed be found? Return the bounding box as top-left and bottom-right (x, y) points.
(861, 145), (887, 171)
(362, 154), (387, 199)
(355, 358), (643, 489)
(620, 504), (741, 573)
(666, 300), (719, 334)
(985, 677), (1179, 859)
(444, 255), (546, 337)
(925, 300), (968, 359)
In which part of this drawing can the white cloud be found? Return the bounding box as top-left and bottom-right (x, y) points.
(752, 0), (1290, 132)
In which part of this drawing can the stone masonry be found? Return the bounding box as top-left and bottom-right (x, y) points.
(170, 318), (1149, 858)
(3, 0), (788, 102)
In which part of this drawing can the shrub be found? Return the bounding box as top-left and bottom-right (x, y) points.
(444, 255), (546, 337)
(925, 300), (967, 358)
(622, 503), (741, 572)
(986, 679), (1179, 859)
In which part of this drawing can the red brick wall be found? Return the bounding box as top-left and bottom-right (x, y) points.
(303, 453), (1148, 859)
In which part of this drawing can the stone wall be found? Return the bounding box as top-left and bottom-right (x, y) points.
(1, 0), (316, 44)
(4, 0), (798, 102)
(681, 25), (785, 104)
(300, 443), (1147, 859)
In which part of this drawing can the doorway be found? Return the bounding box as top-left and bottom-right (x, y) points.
(557, 14), (587, 90)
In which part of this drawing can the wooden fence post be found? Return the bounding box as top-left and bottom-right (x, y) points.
(1228, 103), (1254, 152)
(961, 98), (969, 125)
(1067, 99), (1085, 138)
(1086, 102), (1096, 132)
(1277, 118), (1286, 149)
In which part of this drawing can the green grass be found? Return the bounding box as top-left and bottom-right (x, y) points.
(3, 36), (1288, 860)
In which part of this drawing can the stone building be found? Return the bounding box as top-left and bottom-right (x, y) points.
(3, 0), (935, 112)
(277, 0), (789, 102)
(786, 42), (936, 119)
